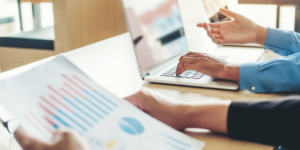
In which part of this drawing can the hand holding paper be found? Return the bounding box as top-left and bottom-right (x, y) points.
(0, 55), (205, 150)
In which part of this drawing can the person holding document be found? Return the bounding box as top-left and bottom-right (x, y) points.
(8, 88), (297, 150)
(125, 88), (299, 150)
(176, 8), (300, 93)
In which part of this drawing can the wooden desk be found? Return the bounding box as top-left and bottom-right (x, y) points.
(0, 32), (288, 150)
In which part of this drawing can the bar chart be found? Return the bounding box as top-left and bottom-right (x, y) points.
(0, 56), (205, 150)
(23, 74), (118, 138)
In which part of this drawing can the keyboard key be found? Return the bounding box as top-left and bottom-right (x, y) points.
(171, 74), (177, 77)
(193, 76), (202, 79)
(178, 74), (187, 78)
(185, 74), (196, 78)
(193, 75), (203, 79)
(165, 74), (173, 77)
(195, 75), (202, 77)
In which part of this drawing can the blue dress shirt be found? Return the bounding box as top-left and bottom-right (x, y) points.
(240, 28), (300, 93)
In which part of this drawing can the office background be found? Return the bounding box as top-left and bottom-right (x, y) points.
(0, 0), (297, 73)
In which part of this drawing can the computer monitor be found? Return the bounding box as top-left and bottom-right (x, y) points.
(121, 0), (189, 76)
(202, 0), (230, 23)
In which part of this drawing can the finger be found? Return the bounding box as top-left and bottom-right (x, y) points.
(124, 91), (146, 109)
(220, 8), (239, 19)
(215, 39), (225, 45)
(185, 52), (209, 58)
(124, 89), (153, 112)
(212, 34), (221, 39)
(212, 36), (225, 45)
(185, 52), (201, 56)
(176, 57), (197, 75)
(180, 52), (198, 61)
(207, 31), (212, 38)
(52, 128), (90, 150)
(211, 28), (220, 34)
(203, 23), (214, 38)
(176, 60), (185, 75)
(197, 23), (205, 27)
(177, 63), (196, 75)
(52, 127), (73, 142)
(197, 23), (220, 28)
(124, 95), (139, 107)
(203, 22), (211, 31)
(15, 127), (50, 150)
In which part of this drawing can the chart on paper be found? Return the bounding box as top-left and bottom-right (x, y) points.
(0, 55), (205, 150)
(22, 74), (118, 136)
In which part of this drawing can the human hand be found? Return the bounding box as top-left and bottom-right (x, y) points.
(176, 52), (240, 81)
(197, 8), (267, 45)
(124, 88), (188, 130)
(125, 88), (231, 134)
(14, 127), (89, 150)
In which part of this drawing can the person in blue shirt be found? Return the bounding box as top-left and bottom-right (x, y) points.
(176, 8), (300, 93)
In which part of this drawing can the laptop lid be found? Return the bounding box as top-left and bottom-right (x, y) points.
(202, 0), (230, 23)
(121, 0), (189, 78)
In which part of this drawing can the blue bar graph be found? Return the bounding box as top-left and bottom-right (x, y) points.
(58, 109), (87, 131)
(74, 97), (103, 118)
(93, 90), (118, 107)
(62, 97), (98, 122)
(83, 89), (113, 111)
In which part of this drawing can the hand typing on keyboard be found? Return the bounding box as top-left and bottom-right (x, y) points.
(175, 52), (240, 81)
(161, 66), (204, 80)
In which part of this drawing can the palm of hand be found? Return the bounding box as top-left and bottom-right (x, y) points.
(220, 17), (257, 44)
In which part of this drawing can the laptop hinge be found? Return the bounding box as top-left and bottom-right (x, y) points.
(142, 73), (150, 80)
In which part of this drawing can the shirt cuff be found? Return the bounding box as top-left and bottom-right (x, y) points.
(239, 62), (260, 92)
(264, 28), (292, 56)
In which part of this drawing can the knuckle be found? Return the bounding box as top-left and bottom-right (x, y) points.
(61, 131), (73, 139)
(23, 145), (34, 150)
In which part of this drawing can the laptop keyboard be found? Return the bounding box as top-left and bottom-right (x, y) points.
(160, 55), (228, 80)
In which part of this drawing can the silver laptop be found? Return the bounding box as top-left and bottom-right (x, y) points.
(121, 0), (262, 90)
(202, 0), (262, 47)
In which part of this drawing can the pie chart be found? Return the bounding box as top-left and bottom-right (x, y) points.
(119, 117), (144, 135)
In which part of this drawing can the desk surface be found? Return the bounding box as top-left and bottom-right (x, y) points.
(0, 31), (288, 150)
(238, 0), (300, 5)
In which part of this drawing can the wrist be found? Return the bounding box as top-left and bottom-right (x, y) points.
(222, 64), (241, 81)
(255, 25), (267, 46)
(180, 104), (198, 128)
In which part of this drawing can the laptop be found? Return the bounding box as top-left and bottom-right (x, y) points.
(202, 0), (263, 47)
(121, 0), (263, 90)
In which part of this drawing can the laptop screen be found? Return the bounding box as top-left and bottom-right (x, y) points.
(122, 0), (189, 76)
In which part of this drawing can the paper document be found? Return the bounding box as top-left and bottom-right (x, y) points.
(0, 55), (205, 150)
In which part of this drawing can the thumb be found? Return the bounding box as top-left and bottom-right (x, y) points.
(220, 8), (239, 19)
(14, 127), (50, 150)
(124, 94), (142, 108)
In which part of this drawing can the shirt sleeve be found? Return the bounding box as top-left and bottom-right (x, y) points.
(228, 97), (300, 150)
(240, 52), (300, 93)
(264, 28), (300, 56)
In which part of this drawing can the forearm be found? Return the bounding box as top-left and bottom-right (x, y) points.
(182, 100), (231, 134)
(182, 97), (300, 149)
